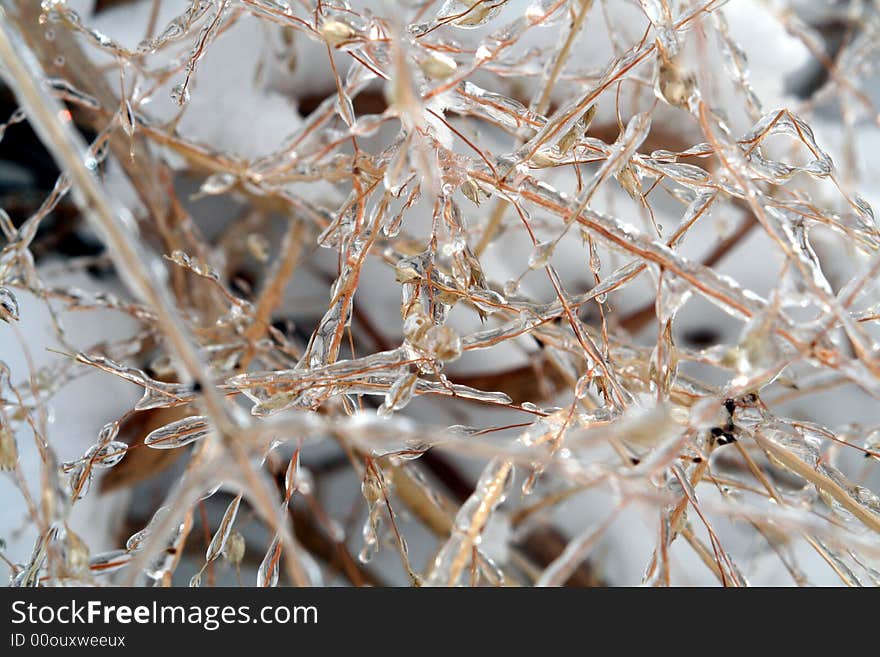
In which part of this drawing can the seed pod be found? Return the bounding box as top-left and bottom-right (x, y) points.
(206, 494), (242, 563)
(658, 57), (696, 110)
(247, 233), (270, 262)
(419, 52), (457, 80)
(120, 100), (136, 137)
(257, 536), (282, 587)
(68, 462), (92, 500)
(63, 527), (90, 575)
(557, 105), (596, 154)
(361, 468), (385, 506)
(223, 531), (246, 565)
(85, 441), (128, 468)
(403, 310), (432, 346)
(454, 1), (497, 27)
(616, 162), (641, 199)
(461, 178), (489, 206)
(200, 172), (237, 196)
(319, 19), (355, 47)
(96, 421), (120, 446)
(529, 149), (559, 168)
(0, 426), (18, 470)
(425, 325), (462, 362)
(378, 372), (419, 417)
(144, 415), (211, 450)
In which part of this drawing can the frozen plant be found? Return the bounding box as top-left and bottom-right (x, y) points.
(0, 0), (879, 586)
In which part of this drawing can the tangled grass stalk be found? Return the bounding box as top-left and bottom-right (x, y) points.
(0, 0), (879, 587)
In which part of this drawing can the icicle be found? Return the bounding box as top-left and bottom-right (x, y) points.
(88, 549), (132, 576)
(378, 372), (418, 418)
(0, 286), (19, 322)
(257, 536), (281, 587)
(126, 506), (171, 553)
(205, 494), (242, 563)
(425, 459), (513, 586)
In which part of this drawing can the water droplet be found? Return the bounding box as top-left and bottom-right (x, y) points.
(528, 241), (555, 269)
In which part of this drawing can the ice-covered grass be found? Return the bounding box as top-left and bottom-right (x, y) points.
(0, 0), (879, 587)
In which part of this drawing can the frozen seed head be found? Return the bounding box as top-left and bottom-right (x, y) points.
(528, 149), (560, 169)
(144, 415), (212, 450)
(0, 426), (17, 470)
(616, 162), (642, 200)
(425, 325), (462, 362)
(557, 105), (596, 154)
(319, 19), (356, 47)
(379, 372), (419, 417)
(361, 470), (384, 505)
(85, 440), (128, 468)
(403, 309), (432, 345)
(657, 57), (697, 110)
(200, 172), (237, 196)
(461, 178), (488, 206)
(395, 258), (423, 283)
(63, 528), (90, 575)
(419, 52), (458, 80)
(454, 1), (497, 28)
(223, 530), (246, 565)
(247, 233), (270, 262)
(96, 421), (120, 446)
